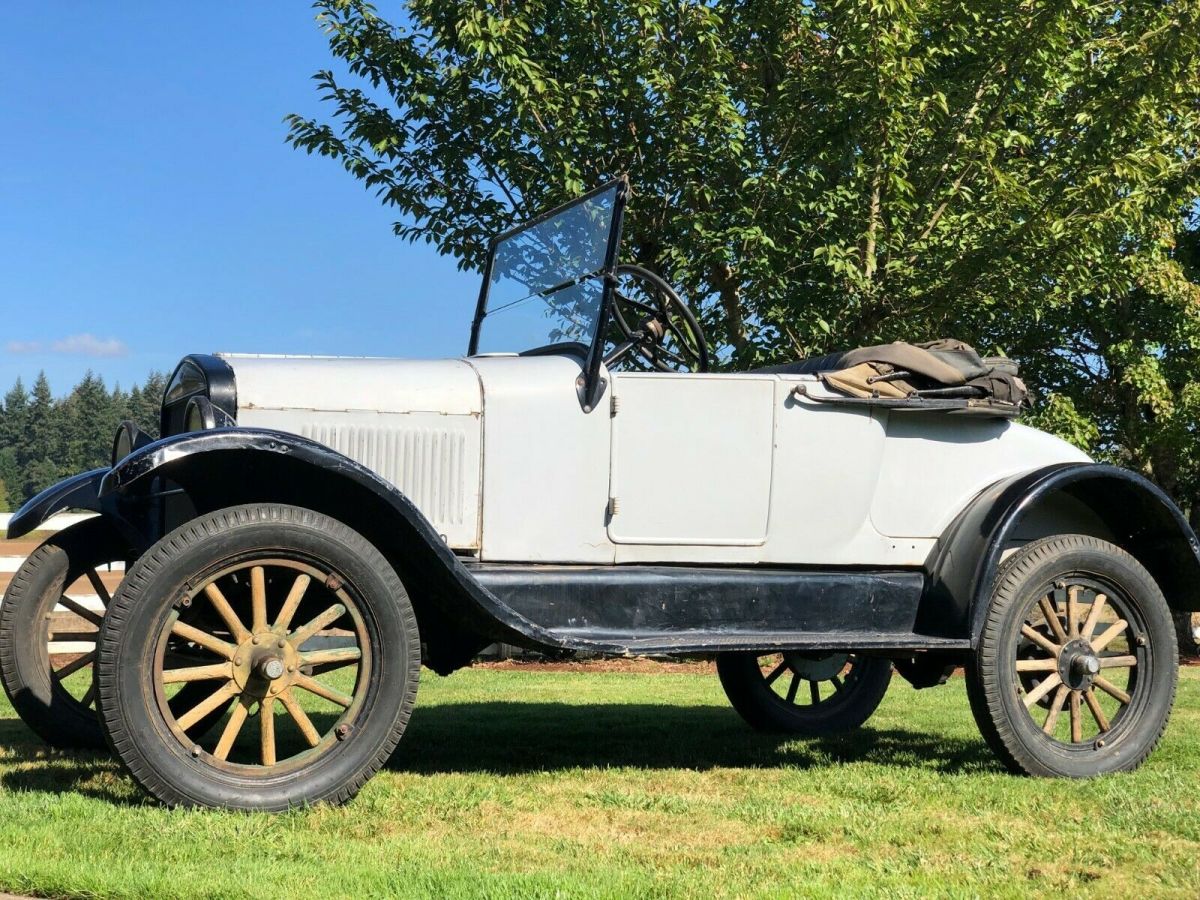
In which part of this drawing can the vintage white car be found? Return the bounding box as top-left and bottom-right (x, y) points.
(1, 179), (1194, 810)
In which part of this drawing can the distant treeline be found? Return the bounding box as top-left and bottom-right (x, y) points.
(0, 371), (165, 512)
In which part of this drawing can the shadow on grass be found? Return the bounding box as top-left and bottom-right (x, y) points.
(388, 701), (1000, 776)
(0, 700), (1001, 801)
(0, 717), (135, 803)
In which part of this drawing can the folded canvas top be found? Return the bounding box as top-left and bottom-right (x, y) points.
(756, 339), (1028, 417)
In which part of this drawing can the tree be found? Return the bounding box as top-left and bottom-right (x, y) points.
(22, 372), (63, 497)
(288, 1), (1200, 352)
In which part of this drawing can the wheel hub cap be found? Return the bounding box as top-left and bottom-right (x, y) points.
(1059, 638), (1100, 690)
(232, 633), (301, 699)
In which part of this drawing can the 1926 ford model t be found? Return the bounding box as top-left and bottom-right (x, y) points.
(2, 179), (1195, 810)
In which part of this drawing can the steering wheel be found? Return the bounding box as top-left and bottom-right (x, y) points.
(604, 264), (710, 373)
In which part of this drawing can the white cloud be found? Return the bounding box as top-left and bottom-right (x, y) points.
(50, 333), (129, 358)
(4, 340), (42, 353)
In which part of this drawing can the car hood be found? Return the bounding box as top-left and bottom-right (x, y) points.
(219, 354), (482, 416)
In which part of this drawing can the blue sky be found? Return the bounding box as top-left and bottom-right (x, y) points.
(0, 3), (478, 395)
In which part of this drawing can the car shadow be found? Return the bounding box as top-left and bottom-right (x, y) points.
(0, 717), (136, 804)
(0, 701), (1001, 801)
(387, 701), (1000, 776)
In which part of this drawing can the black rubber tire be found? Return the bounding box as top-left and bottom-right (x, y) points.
(96, 504), (421, 810)
(717, 652), (892, 735)
(0, 519), (128, 749)
(966, 534), (1178, 777)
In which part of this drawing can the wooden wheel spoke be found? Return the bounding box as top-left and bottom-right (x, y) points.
(161, 662), (233, 684)
(261, 697), (277, 766)
(250, 566), (268, 634)
(763, 659), (788, 685)
(1093, 675), (1131, 705)
(1069, 690), (1082, 742)
(58, 596), (102, 628)
(1023, 672), (1062, 708)
(289, 604), (347, 649)
(1083, 688), (1111, 732)
(831, 674), (844, 692)
(1098, 654), (1137, 669)
(213, 700), (251, 761)
(279, 689), (321, 747)
(1066, 586), (1082, 639)
(809, 680), (820, 705)
(175, 681), (237, 731)
(300, 646), (361, 669)
(785, 672), (800, 704)
(203, 583), (250, 643)
(1039, 597), (1067, 644)
(1043, 684), (1069, 734)
(1081, 593), (1108, 640)
(1020, 625), (1060, 657)
(1015, 658), (1058, 672)
(1091, 619), (1128, 653)
(54, 651), (95, 680)
(295, 675), (353, 708)
(81, 680), (97, 709)
(274, 574), (312, 632)
(171, 621), (235, 659)
(84, 568), (112, 606)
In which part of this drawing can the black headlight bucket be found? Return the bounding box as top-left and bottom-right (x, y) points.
(111, 420), (153, 466)
(183, 396), (236, 433)
(161, 355), (237, 437)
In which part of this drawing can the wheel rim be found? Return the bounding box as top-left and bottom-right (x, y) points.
(756, 652), (860, 709)
(42, 559), (120, 712)
(152, 556), (371, 772)
(1014, 577), (1144, 747)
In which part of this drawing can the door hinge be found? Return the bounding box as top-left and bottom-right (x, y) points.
(607, 497), (620, 518)
(610, 393), (620, 416)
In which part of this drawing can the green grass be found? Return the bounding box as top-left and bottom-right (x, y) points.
(0, 666), (1198, 899)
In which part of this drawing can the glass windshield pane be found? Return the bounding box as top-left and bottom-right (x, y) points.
(475, 184), (618, 354)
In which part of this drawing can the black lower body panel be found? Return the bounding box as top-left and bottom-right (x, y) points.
(466, 564), (968, 655)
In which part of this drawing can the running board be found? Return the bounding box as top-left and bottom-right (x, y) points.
(467, 564), (969, 655)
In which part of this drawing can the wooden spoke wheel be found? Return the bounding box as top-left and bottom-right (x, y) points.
(968, 534), (1178, 777)
(155, 558), (371, 769)
(97, 504), (420, 810)
(0, 518), (127, 748)
(717, 650), (892, 735)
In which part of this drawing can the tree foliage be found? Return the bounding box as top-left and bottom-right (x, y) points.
(288, 0), (1200, 514)
(0, 371), (165, 511)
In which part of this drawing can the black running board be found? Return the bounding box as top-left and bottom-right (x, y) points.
(467, 564), (969, 656)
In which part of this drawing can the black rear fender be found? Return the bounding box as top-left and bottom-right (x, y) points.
(924, 463), (1200, 647)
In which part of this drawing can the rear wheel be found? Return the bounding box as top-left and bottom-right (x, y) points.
(717, 651), (892, 735)
(97, 504), (420, 810)
(0, 519), (126, 748)
(967, 534), (1177, 777)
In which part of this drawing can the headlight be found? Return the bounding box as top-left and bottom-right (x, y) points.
(184, 396), (216, 433)
(111, 420), (152, 466)
(161, 355), (237, 437)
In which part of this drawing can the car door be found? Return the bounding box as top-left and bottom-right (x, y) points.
(606, 372), (776, 545)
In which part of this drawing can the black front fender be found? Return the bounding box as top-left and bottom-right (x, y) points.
(6, 468), (108, 539)
(99, 427), (600, 665)
(924, 462), (1200, 646)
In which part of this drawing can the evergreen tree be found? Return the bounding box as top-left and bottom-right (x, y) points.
(22, 372), (63, 497)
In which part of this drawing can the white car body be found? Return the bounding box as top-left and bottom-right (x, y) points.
(227, 352), (1091, 569)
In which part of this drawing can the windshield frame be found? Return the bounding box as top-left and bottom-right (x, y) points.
(468, 176), (628, 411)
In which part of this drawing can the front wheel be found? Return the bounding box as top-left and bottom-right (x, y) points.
(717, 651), (892, 735)
(967, 534), (1177, 777)
(97, 504), (420, 810)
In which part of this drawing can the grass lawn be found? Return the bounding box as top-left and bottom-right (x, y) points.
(0, 663), (1197, 899)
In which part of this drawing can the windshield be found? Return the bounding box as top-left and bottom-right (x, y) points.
(472, 183), (620, 355)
